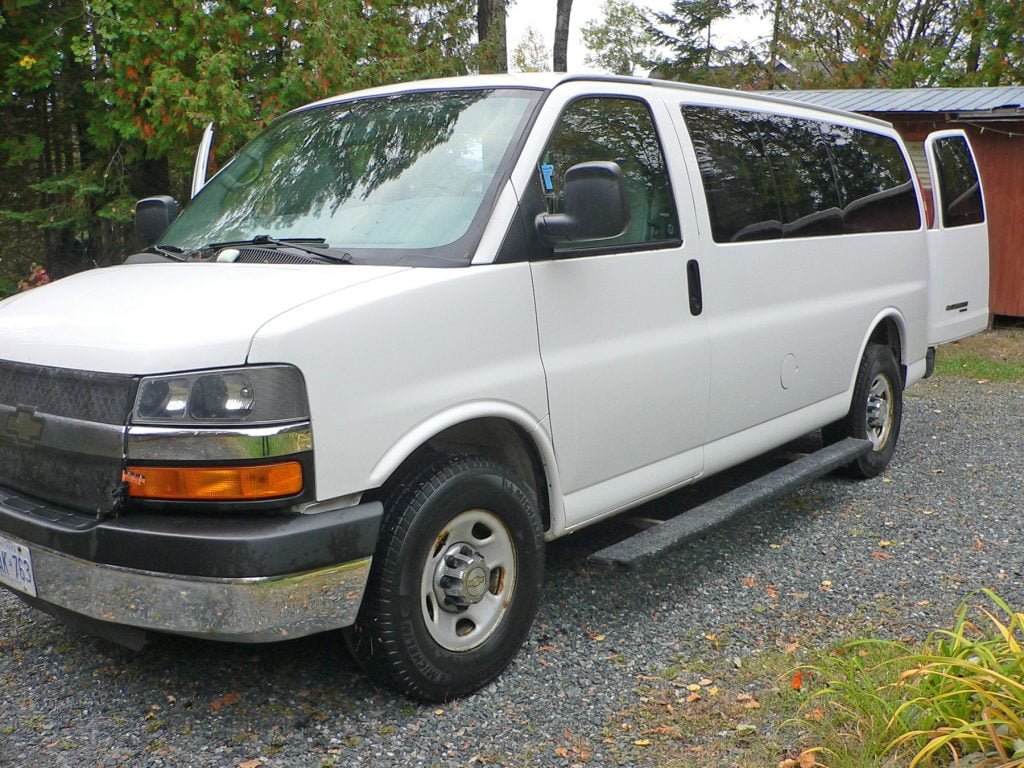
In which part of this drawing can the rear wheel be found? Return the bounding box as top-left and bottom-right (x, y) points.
(823, 343), (903, 479)
(347, 454), (544, 701)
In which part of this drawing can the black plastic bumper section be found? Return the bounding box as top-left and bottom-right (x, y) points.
(0, 485), (382, 579)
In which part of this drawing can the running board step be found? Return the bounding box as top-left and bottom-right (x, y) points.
(589, 437), (873, 569)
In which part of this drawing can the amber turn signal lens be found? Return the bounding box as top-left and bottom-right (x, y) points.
(123, 462), (303, 500)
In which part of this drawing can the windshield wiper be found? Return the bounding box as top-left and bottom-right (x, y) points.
(206, 234), (352, 264)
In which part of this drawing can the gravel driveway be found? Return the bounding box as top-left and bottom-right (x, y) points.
(2, 376), (1022, 767)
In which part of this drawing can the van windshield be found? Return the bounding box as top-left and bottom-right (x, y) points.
(161, 88), (540, 265)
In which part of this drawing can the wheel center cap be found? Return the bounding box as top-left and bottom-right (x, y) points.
(434, 543), (490, 612)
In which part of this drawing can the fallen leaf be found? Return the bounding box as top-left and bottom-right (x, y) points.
(633, 739), (652, 747)
(644, 725), (679, 736)
(741, 576), (757, 588)
(879, 539), (893, 547)
(554, 746), (570, 758)
(819, 580), (832, 591)
(238, 760), (263, 768)
(766, 585), (780, 601)
(686, 683), (702, 692)
(707, 686), (719, 696)
(209, 692), (240, 711)
(791, 671), (804, 690)
(799, 749), (818, 768)
(976, 379), (991, 384)
(685, 692), (701, 703)
(698, 678), (714, 686)
(538, 644), (556, 652)
(736, 724), (757, 736)
(973, 539), (984, 551)
(870, 551), (892, 560)
(779, 760), (799, 768)
(804, 707), (824, 722)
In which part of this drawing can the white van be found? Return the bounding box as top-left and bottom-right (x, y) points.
(0, 74), (988, 701)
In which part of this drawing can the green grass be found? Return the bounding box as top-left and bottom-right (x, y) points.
(934, 354), (1024, 382)
(934, 329), (1024, 382)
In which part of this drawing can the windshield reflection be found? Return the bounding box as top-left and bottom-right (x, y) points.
(163, 89), (539, 264)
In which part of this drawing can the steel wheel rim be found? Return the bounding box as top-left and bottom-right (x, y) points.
(419, 508), (517, 652)
(865, 373), (895, 451)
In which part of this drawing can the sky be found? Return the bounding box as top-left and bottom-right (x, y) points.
(505, 0), (769, 73)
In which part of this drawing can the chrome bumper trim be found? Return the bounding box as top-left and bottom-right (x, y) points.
(8, 534), (369, 642)
(127, 422), (312, 461)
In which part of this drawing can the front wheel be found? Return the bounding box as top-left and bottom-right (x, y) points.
(348, 455), (544, 701)
(823, 343), (903, 479)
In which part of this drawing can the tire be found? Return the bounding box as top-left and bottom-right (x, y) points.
(823, 343), (903, 479)
(347, 454), (545, 701)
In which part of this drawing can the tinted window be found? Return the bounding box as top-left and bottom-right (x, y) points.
(932, 135), (984, 227)
(821, 124), (921, 233)
(682, 105), (921, 242)
(758, 115), (844, 237)
(540, 97), (679, 251)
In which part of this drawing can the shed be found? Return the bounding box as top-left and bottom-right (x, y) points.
(769, 87), (1024, 318)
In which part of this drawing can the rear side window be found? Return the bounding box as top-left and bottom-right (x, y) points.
(540, 97), (680, 252)
(758, 114), (844, 237)
(932, 135), (985, 227)
(680, 107), (781, 242)
(820, 125), (921, 233)
(681, 105), (921, 243)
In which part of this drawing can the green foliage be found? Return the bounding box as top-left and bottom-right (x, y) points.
(510, 26), (550, 73)
(803, 591), (1024, 767)
(0, 0), (477, 277)
(647, 0), (757, 85)
(775, 0), (1024, 88)
(581, 0), (656, 76)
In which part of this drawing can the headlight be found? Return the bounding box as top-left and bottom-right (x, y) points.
(132, 365), (308, 425)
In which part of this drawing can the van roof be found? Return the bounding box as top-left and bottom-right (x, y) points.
(296, 73), (890, 129)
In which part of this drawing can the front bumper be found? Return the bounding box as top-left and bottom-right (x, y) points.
(0, 486), (382, 642)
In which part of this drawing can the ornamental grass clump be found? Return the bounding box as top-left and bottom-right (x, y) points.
(799, 591), (1024, 768)
(890, 590), (1024, 767)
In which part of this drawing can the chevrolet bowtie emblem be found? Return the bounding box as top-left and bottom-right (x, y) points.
(5, 405), (44, 445)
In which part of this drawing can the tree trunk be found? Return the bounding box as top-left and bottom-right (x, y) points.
(478, 0), (508, 73)
(553, 0), (573, 71)
(768, 0), (783, 88)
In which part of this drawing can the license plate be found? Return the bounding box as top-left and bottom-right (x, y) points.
(0, 535), (36, 597)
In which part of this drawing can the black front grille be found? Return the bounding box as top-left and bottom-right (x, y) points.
(0, 361), (134, 515)
(0, 360), (136, 424)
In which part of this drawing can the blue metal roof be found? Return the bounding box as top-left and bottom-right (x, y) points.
(764, 86), (1024, 114)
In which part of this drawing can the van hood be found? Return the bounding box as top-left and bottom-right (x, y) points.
(0, 262), (406, 374)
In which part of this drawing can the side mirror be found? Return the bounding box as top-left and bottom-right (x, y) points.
(535, 161), (630, 244)
(134, 196), (180, 248)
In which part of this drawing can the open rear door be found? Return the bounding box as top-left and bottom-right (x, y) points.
(924, 130), (989, 345)
(190, 122), (215, 199)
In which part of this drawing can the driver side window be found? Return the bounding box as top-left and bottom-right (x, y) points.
(539, 97), (680, 252)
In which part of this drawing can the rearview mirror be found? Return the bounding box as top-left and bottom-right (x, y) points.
(535, 161), (630, 244)
(134, 196), (180, 248)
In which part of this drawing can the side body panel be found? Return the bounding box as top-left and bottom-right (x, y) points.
(664, 91), (929, 472)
